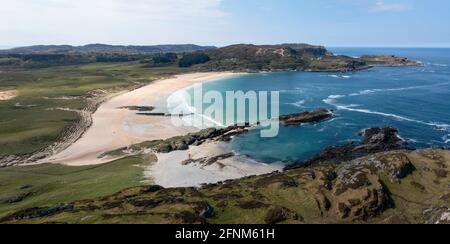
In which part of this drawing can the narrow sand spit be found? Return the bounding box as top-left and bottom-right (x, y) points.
(146, 141), (282, 188)
(0, 90), (17, 101)
(41, 72), (240, 166)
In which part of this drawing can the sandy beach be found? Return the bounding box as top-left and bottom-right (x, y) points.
(41, 72), (238, 166)
(146, 141), (282, 188)
(0, 90), (17, 101)
(39, 72), (280, 187)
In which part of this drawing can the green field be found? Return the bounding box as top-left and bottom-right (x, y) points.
(0, 154), (156, 220)
(0, 62), (188, 156)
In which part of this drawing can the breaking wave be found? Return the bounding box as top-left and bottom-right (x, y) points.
(287, 100), (306, 108)
(348, 82), (450, 97)
(329, 75), (352, 79)
(323, 94), (450, 135)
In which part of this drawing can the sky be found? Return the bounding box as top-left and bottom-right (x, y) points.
(0, 0), (449, 47)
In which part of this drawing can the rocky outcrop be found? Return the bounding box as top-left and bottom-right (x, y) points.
(155, 126), (249, 153)
(424, 206), (450, 224)
(119, 106), (155, 112)
(360, 55), (418, 67)
(332, 164), (393, 220)
(264, 207), (300, 224)
(0, 204), (74, 222)
(2, 193), (31, 204)
(1, 149), (449, 224)
(288, 127), (404, 169)
(182, 153), (235, 166)
(280, 108), (333, 126)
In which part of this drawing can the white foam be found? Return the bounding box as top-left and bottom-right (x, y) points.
(288, 100), (306, 108)
(324, 96), (450, 133)
(167, 87), (225, 128)
(328, 94), (346, 99)
(348, 82), (450, 97)
(329, 75), (351, 79)
(406, 138), (419, 143)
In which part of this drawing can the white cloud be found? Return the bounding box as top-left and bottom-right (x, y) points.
(0, 0), (227, 45)
(371, 1), (412, 12)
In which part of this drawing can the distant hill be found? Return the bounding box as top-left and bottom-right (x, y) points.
(0, 43), (416, 71)
(0, 44), (216, 54)
(193, 43), (359, 72)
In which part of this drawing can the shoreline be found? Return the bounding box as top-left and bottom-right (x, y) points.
(40, 72), (243, 166)
(34, 71), (282, 187)
(146, 141), (282, 188)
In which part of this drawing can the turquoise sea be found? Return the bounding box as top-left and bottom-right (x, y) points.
(189, 48), (450, 164)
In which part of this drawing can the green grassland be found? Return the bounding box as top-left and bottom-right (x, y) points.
(0, 154), (156, 220)
(0, 62), (189, 156)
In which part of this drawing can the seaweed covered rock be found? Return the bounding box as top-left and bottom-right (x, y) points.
(280, 108), (333, 126)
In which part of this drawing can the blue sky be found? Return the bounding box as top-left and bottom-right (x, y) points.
(0, 0), (449, 47)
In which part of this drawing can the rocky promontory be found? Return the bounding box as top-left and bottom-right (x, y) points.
(360, 55), (418, 67)
(287, 127), (404, 169)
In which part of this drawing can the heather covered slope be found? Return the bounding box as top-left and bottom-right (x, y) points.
(0, 125), (447, 224)
(1, 149), (448, 224)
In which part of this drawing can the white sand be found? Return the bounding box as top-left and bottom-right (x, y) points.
(41, 72), (240, 166)
(146, 141), (282, 188)
(39, 71), (281, 187)
(0, 90), (17, 101)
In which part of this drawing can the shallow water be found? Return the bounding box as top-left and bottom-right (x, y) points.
(188, 48), (450, 164)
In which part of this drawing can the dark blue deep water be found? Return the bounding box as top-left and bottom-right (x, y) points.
(194, 48), (450, 164)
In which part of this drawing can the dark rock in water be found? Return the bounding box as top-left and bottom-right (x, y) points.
(287, 127), (404, 169)
(280, 108), (333, 126)
(264, 207), (299, 224)
(119, 106), (155, 112)
(360, 127), (401, 147)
